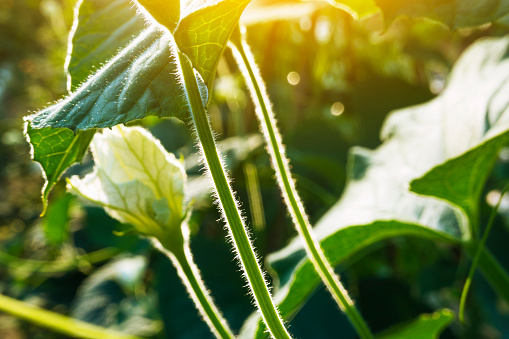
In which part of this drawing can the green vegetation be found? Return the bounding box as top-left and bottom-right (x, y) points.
(1, 0), (509, 338)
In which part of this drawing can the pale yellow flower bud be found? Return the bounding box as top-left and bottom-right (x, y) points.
(68, 125), (187, 243)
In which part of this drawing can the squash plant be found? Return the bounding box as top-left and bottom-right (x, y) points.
(1, 0), (508, 338)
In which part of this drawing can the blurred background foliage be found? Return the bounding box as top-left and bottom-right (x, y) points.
(0, 0), (509, 338)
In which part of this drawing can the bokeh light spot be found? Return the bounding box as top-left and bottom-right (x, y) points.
(330, 102), (345, 116)
(287, 71), (300, 85)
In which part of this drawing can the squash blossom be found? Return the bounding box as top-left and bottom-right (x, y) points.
(67, 125), (188, 246)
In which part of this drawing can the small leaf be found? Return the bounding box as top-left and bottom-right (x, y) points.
(25, 123), (95, 214)
(375, 0), (509, 28)
(174, 0), (252, 87)
(378, 309), (454, 339)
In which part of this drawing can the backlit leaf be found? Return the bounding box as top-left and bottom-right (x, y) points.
(242, 35), (509, 337)
(174, 0), (251, 86)
(25, 124), (94, 214)
(66, 0), (147, 91)
(408, 36), (509, 227)
(29, 28), (188, 131)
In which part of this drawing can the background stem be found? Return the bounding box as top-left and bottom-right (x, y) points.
(159, 241), (235, 339)
(229, 28), (373, 339)
(0, 293), (140, 339)
(475, 248), (509, 306)
(178, 52), (292, 339)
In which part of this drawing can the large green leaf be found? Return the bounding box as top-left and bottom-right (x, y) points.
(240, 222), (459, 338)
(408, 36), (509, 228)
(29, 29), (188, 131)
(375, 0), (509, 28)
(27, 0), (147, 211)
(66, 0), (147, 91)
(241, 35), (509, 337)
(27, 0), (254, 207)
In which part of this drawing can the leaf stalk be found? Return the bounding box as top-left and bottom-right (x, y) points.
(229, 27), (373, 339)
(460, 185), (509, 323)
(178, 51), (292, 339)
(158, 232), (235, 339)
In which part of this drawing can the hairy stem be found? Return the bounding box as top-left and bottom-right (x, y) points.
(0, 293), (140, 339)
(229, 28), (373, 339)
(158, 238), (235, 339)
(178, 51), (292, 339)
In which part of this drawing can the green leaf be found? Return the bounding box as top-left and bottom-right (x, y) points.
(378, 309), (454, 339)
(240, 222), (459, 338)
(25, 123), (94, 214)
(403, 36), (509, 230)
(27, 0), (147, 209)
(27, 0), (253, 205)
(174, 0), (251, 87)
(243, 35), (509, 338)
(42, 193), (73, 246)
(29, 29), (189, 131)
(66, 0), (147, 91)
(375, 0), (509, 28)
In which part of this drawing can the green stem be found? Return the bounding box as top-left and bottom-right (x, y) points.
(178, 52), (292, 339)
(229, 28), (373, 339)
(460, 186), (509, 323)
(0, 293), (140, 339)
(0, 247), (118, 274)
(160, 242), (235, 339)
(228, 95), (266, 231)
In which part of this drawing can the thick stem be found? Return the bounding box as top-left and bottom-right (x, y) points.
(0, 293), (140, 339)
(178, 52), (292, 339)
(229, 30), (373, 339)
(160, 242), (235, 339)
